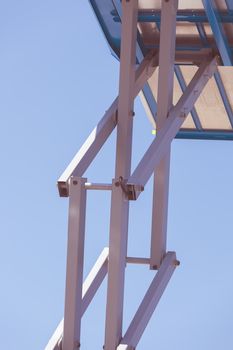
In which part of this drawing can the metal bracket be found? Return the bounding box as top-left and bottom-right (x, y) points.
(115, 176), (144, 200)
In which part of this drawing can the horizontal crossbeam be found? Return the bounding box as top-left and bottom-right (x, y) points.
(57, 50), (158, 197)
(44, 247), (109, 350)
(176, 129), (233, 140)
(174, 49), (218, 65)
(126, 56), (218, 200)
(175, 66), (202, 130)
(126, 257), (150, 265)
(84, 182), (112, 191)
(112, 9), (233, 24)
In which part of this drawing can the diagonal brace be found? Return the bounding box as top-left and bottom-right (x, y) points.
(57, 50), (158, 197)
(104, 1), (139, 348)
(150, 0), (178, 272)
(117, 252), (179, 350)
(126, 56), (218, 200)
(44, 247), (109, 350)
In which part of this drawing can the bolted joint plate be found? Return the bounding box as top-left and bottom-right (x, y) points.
(115, 178), (144, 200)
(58, 181), (69, 197)
(126, 184), (144, 200)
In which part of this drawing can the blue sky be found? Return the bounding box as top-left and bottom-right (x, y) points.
(1, 1), (233, 349)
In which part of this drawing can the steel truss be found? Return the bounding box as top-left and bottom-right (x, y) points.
(45, 1), (218, 349)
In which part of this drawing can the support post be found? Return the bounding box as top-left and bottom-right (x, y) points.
(62, 177), (87, 350)
(104, 1), (138, 349)
(150, 0), (178, 269)
(112, 0), (157, 122)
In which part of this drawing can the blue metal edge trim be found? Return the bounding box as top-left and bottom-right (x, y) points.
(112, 11), (233, 24)
(202, 0), (233, 65)
(88, 0), (121, 58)
(176, 130), (233, 141)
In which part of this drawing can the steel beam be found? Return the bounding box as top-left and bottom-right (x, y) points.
(112, 0), (157, 121)
(150, 151), (171, 268)
(104, 1), (138, 349)
(112, 9), (233, 24)
(118, 252), (178, 350)
(150, 0), (178, 269)
(57, 50), (158, 197)
(134, 50), (158, 97)
(203, 0), (232, 65)
(45, 247), (109, 350)
(140, 49), (215, 132)
(81, 247), (109, 314)
(175, 49), (215, 64)
(126, 257), (150, 265)
(127, 57), (218, 198)
(62, 177), (87, 350)
(57, 54), (214, 200)
(45, 321), (63, 350)
(175, 66), (202, 130)
(57, 103), (117, 197)
(84, 182), (112, 191)
(176, 129), (233, 140)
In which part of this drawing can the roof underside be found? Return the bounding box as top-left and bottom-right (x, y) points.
(89, 0), (233, 140)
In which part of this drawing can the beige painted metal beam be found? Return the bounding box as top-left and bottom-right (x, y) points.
(104, 1), (139, 349)
(150, 0), (178, 269)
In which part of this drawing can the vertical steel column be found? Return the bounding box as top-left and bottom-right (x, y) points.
(112, 0), (157, 124)
(150, 0), (178, 269)
(63, 177), (87, 350)
(104, 1), (138, 349)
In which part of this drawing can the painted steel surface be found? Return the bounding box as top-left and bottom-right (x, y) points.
(89, 0), (233, 140)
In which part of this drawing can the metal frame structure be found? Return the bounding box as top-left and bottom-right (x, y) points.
(45, 1), (230, 349)
(89, 0), (233, 141)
